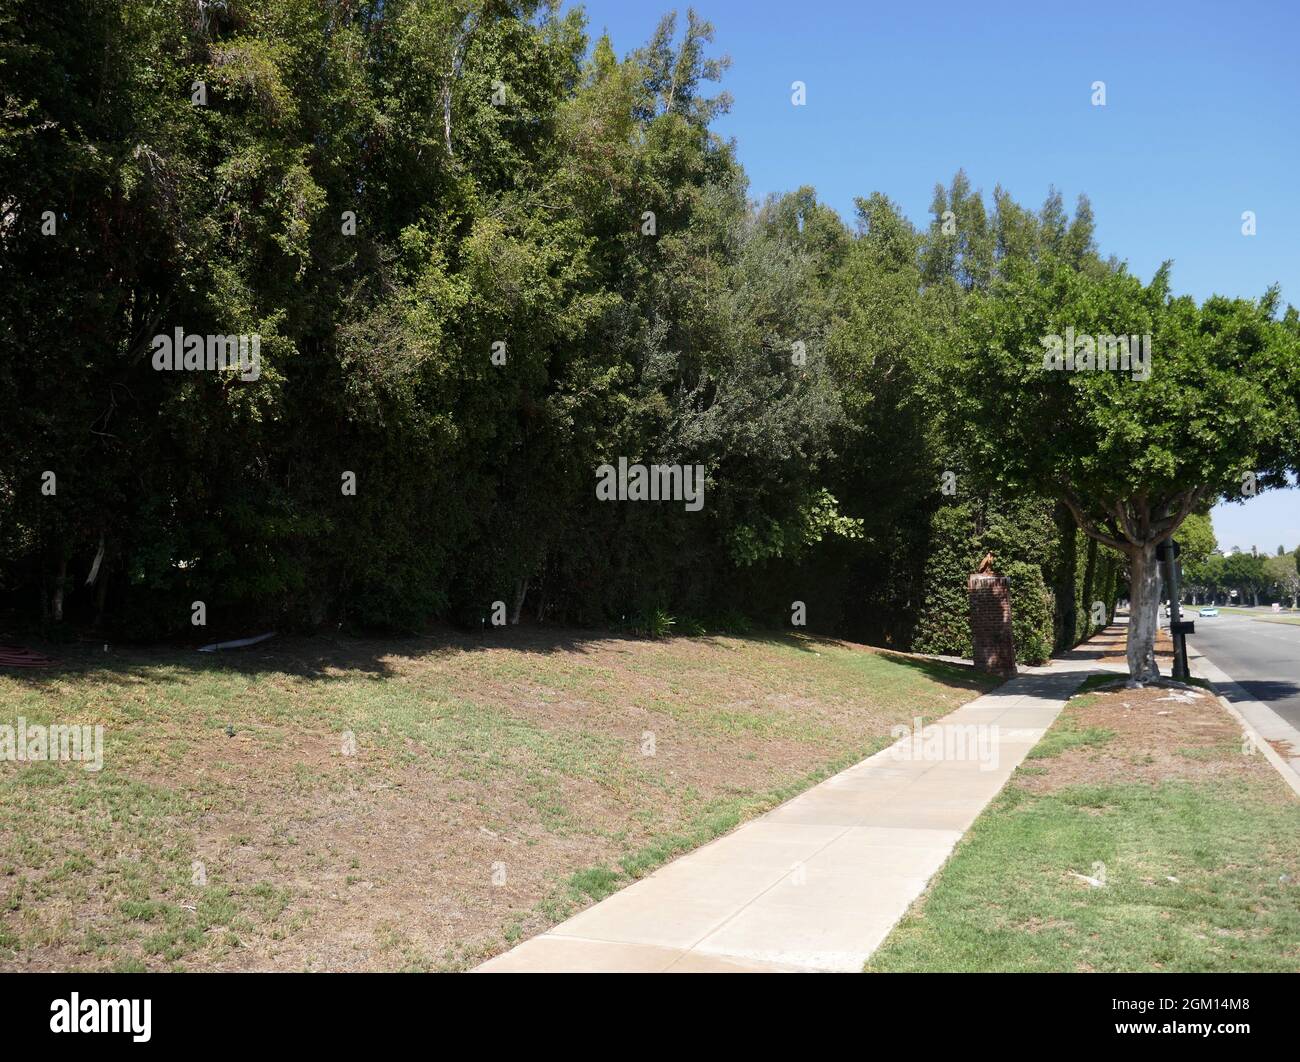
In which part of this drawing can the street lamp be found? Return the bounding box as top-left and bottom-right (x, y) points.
(1157, 539), (1193, 682)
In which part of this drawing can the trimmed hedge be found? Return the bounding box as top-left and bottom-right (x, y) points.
(912, 496), (1121, 666)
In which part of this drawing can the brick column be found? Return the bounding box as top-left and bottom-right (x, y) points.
(968, 574), (1017, 676)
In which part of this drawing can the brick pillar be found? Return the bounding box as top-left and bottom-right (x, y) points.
(968, 574), (1017, 676)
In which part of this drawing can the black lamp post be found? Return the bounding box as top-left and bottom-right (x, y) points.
(1157, 539), (1193, 682)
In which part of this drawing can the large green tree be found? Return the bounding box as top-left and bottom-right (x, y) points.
(2, 3), (1295, 664)
(960, 259), (1300, 682)
(1264, 551), (1299, 607)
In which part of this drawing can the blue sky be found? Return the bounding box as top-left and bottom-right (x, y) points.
(563, 0), (1300, 551)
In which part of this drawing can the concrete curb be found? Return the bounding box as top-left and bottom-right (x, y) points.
(1188, 646), (1300, 799)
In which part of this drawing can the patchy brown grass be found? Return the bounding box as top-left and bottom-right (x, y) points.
(1020, 683), (1293, 798)
(0, 627), (994, 971)
(868, 625), (1300, 973)
(1089, 624), (1176, 669)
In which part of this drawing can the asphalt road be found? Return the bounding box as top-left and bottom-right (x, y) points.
(1186, 612), (1300, 730)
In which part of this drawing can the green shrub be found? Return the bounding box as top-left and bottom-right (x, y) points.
(912, 497), (1116, 666)
(706, 609), (754, 635)
(1004, 560), (1054, 665)
(625, 608), (676, 639)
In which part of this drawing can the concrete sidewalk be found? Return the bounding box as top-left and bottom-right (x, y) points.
(478, 649), (1110, 973)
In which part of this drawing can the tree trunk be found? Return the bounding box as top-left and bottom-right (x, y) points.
(442, 75), (453, 156)
(510, 577), (528, 626)
(535, 577), (547, 625)
(94, 563), (109, 628)
(51, 556), (66, 623)
(1126, 543), (1161, 684)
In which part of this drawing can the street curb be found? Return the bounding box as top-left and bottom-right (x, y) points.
(1206, 690), (1300, 799)
(1188, 649), (1300, 799)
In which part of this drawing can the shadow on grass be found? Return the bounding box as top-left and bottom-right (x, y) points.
(1, 625), (999, 698)
(753, 631), (997, 696)
(863, 648), (999, 695)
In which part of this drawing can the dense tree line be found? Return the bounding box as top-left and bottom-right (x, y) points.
(3, 3), (1296, 666)
(1184, 541), (1300, 608)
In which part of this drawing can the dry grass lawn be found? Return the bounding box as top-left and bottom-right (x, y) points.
(0, 627), (994, 971)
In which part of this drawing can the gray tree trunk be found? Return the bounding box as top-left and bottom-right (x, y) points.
(442, 75), (453, 156)
(1126, 543), (1161, 685)
(510, 577), (528, 626)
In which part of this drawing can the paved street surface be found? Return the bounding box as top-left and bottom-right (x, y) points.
(1188, 612), (1300, 730)
(477, 650), (1108, 973)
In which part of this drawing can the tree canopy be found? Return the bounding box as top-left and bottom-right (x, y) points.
(2, 2), (1296, 684)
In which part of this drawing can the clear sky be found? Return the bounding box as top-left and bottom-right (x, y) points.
(562, 0), (1300, 551)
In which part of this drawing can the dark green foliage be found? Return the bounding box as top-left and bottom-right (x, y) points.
(910, 496), (1118, 666)
(2, 2), (848, 637)
(1002, 560), (1053, 667)
(911, 503), (978, 659)
(1, 5), (1281, 666)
